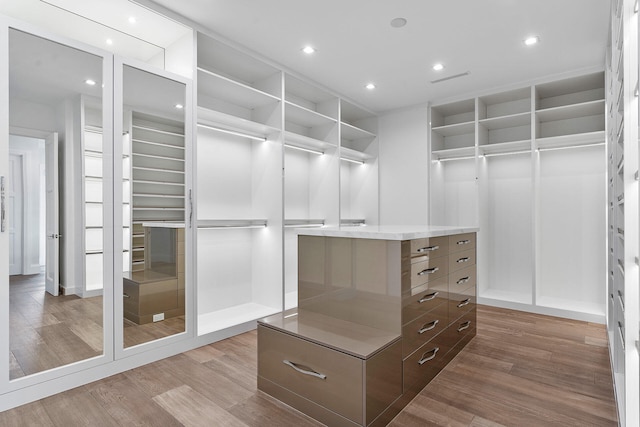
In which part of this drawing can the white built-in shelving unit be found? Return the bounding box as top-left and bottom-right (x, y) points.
(195, 32), (284, 333)
(194, 32), (379, 317)
(606, 1), (640, 425)
(430, 70), (607, 322)
(129, 112), (185, 271)
(340, 101), (379, 226)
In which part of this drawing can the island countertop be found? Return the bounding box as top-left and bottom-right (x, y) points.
(295, 225), (478, 240)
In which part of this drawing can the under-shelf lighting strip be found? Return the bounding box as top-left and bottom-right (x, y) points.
(197, 123), (267, 141)
(284, 144), (324, 155)
(434, 155), (475, 162)
(480, 151), (530, 158)
(341, 157), (365, 165)
(536, 142), (605, 152)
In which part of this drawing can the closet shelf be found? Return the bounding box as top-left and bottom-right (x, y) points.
(478, 112), (530, 130)
(479, 140), (531, 156)
(284, 131), (336, 153)
(432, 146), (475, 160)
(198, 106), (279, 139)
(535, 131), (605, 150)
(285, 101), (337, 128)
(197, 219), (268, 229)
(197, 67), (280, 109)
(431, 120), (474, 137)
(132, 125), (184, 138)
(340, 146), (373, 162)
(536, 99), (605, 122)
(341, 121), (376, 141)
(132, 138), (185, 150)
(132, 179), (184, 187)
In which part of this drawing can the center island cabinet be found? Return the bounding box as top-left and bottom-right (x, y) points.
(257, 226), (478, 426)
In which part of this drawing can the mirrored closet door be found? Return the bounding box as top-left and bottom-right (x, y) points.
(114, 58), (192, 353)
(3, 24), (114, 385)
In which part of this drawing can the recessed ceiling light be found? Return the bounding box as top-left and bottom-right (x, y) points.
(365, 83), (376, 90)
(175, 103), (184, 109)
(390, 17), (407, 28)
(85, 79), (96, 86)
(106, 38), (113, 46)
(524, 36), (539, 46)
(128, 16), (137, 24)
(433, 63), (444, 71)
(302, 46), (315, 54)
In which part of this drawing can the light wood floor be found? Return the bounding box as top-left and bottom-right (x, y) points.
(10, 274), (184, 378)
(0, 305), (618, 426)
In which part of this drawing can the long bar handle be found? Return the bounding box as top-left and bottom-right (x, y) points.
(419, 291), (439, 303)
(456, 257), (470, 263)
(457, 239), (470, 245)
(457, 298), (471, 308)
(418, 267), (438, 276)
(283, 360), (327, 380)
(418, 319), (439, 334)
(418, 347), (439, 365)
(456, 276), (470, 285)
(1, 176), (5, 233)
(457, 321), (471, 332)
(417, 245), (439, 253)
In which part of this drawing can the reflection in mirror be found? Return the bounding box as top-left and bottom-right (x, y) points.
(8, 29), (105, 379)
(121, 65), (186, 348)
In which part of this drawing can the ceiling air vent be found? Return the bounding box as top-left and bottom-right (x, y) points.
(431, 71), (470, 84)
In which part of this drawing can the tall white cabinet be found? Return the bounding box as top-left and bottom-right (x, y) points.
(606, 1), (640, 425)
(429, 71), (607, 322)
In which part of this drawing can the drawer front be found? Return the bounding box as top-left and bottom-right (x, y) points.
(449, 285), (477, 322)
(448, 248), (475, 274)
(402, 303), (448, 358)
(448, 264), (477, 292)
(449, 233), (476, 253)
(258, 325), (364, 424)
(442, 310), (477, 350)
(402, 277), (448, 324)
(403, 331), (454, 393)
(139, 279), (179, 315)
(410, 236), (449, 259)
(405, 256), (449, 291)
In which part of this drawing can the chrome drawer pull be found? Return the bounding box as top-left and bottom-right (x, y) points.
(457, 321), (471, 332)
(457, 239), (470, 245)
(418, 347), (439, 365)
(457, 298), (471, 308)
(456, 257), (470, 263)
(419, 292), (439, 303)
(417, 245), (439, 253)
(418, 319), (439, 334)
(123, 293), (130, 299)
(418, 267), (438, 276)
(456, 276), (470, 285)
(283, 360), (327, 380)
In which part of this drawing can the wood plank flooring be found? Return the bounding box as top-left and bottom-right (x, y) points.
(0, 305), (618, 426)
(9, 274), (184, 378)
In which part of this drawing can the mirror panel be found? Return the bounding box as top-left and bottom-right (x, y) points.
(121, 64), (186, 348)
(8, 28), (107, 379)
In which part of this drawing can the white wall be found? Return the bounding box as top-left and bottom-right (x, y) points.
(378, 105), (429, 225)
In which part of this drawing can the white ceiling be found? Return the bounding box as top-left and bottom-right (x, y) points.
(145, 0), (611, 113)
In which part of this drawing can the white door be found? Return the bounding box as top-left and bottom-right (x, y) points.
(45, 133), (59, 296)
(8, 154), (23, 276)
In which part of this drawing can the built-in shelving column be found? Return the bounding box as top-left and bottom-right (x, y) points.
(339, 100), (378, 225)
(532, 72), (606, 319)
(195, 32), (283, 334)
(283, 74), (339, 309)
(429, 99), (478, 227)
